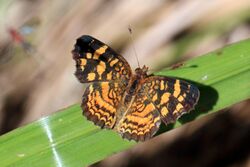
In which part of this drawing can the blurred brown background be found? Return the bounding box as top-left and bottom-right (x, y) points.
(0, 0), (250, 166)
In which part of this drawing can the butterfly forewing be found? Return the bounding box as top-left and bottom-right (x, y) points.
(142, 76), (200, 124)
(72, 35), (132, 83)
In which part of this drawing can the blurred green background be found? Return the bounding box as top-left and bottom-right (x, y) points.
(0, 0), (250, 167)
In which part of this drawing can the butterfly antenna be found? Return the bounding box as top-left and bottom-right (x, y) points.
(128, 25), (140, 68)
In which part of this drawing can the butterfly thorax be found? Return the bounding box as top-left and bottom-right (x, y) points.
(122, 65), (148, 105)
(126, 65), (148, 94)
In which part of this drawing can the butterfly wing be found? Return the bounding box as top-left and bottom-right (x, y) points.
(117, 77), (199, 141)
(116, 94), (161, 142)
(142, 76), (200, 124)
(82, 81), (126, 129)
(72, 35), (132, 83)
(73, 35), (133, 129)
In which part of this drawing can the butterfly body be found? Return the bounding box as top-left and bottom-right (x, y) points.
(72, 35), (199, 142)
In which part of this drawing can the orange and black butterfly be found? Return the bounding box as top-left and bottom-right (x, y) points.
(72, 35), (199, 142)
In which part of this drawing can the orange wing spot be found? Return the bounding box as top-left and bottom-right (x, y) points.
(178, 96), (184, 102)
(94, 112), (101, 119)
(89, 85), (94, 93)
(100, 83), (114, 105)
(95, 91), (116, 114)
(183, 93), (187, 98)
(176, 103), (183, 111)
(128, 115), (152, 125)
(110, 58), (119, 67)
(92, 92), (113, 122)
(115, 67), (120, 72)
(87, 73), (96, 81)
(137, 103), (144, 111)
(96, 45), (108, 54)
(121, 123), (136, 130)
(88, 91), (115, 125)
(86, 53), (92, 59)
(87, 93), (98, 115)
(80, 58), (86, 70)
(93, 45), (108, 59)
(133, 103), (155, 117)
(137, 132), (144, 136)
(131, 125), (150, 134)
(100, 116), (107, 122)
(173, 80), (181, 98)
(103, 102), (116, 114)
(148, 122), (156, 129)
(88, 109), (95, 115)
(105, 121), (111, 126)
(124, 128), (133, 134)
(108, 89), (115, 99)
(86, 97), (96, 115)
(97, 61), (106, 78)
(102, 91), (115, 106)
(122, 122), (150, 133)
(143, 96), (148, 101)
(160, 80), (165, 90)
(142, 128), (150, 133)
(80, 58), (87, 66)
(107, 71), (112, 80)
(154, 117), (160, 123)
(86, 98), (92, 109)
(152, 94), (158, 102)
(131, 129), (139, 134)
(138, 131), (144, 135)
(161, 106), (169, 116)
(173, 103), (184, 115)
(161, 93), (171, 104)
(118, 62), (123, 66)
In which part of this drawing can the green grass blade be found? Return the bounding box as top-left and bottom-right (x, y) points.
(0, 39), (250, 167)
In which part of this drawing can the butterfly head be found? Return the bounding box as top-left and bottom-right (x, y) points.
(135, 65), (149, 78)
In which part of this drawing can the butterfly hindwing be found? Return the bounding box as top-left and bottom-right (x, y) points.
(72, 35), (132, 83)
(116, 94), (161, 142)
(142, 76), (199, 125)
(82, 81), (126, 128)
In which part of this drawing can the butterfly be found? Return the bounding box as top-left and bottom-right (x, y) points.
(72, 35), (200, 142)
